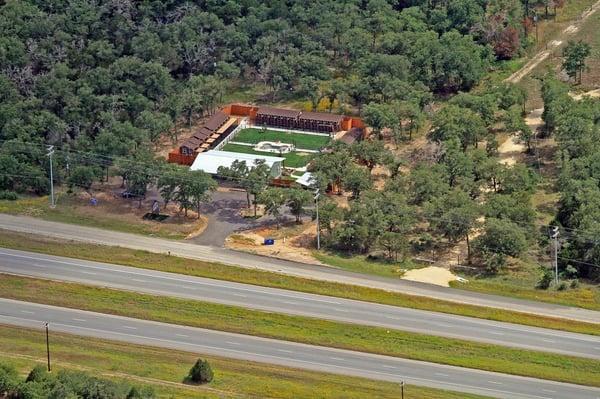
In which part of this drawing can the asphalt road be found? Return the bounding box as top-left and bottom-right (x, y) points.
(1, 248), (599, 359)
(1, 299), (599, 399)
(1, 214), (599, 324)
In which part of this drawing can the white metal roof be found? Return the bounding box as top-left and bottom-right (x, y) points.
(295, 172), (316, 187)
(190, 150), (285, 174)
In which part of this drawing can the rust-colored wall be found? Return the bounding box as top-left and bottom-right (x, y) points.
(168, 151), (197, 166)
(342, 117), (365, 131)
(229, 104), (259, 119)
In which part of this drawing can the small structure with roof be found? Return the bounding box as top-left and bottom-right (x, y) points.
(298, 112), (344, 134)
(255, 107), (301, 129)
(189, 150), (285, 178)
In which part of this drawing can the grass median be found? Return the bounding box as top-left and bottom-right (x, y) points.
(0, 230), (598, 336)
(1, 274), (599, 387)
(0, 325), (486, 399)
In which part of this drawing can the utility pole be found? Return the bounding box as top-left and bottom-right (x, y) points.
(549, 226), (560, 286)
(45, 322), (51, 372)
(46, 146), (55, 208)
(401, 381), (405, 399)
(314, 189), (320, 250)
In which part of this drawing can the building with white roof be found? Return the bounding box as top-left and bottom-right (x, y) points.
(189, 150), (285, 178)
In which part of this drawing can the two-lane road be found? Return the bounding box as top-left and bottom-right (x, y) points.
(1, 299), (599, 399)
(0, 214), (599, 324)
(1, 248), (598, 359)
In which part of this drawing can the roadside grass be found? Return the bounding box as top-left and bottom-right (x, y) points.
(0, 325), (488, 399)
(232, 128), (331, 150)
(0, 230), (598, 335)
(222, 143), (313, 168)
(0, 194), (195, 240)
(313, 250), (422, 278)
(2, 274), (599, 386)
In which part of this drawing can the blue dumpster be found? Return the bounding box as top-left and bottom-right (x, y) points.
(264, 238), (275, 245)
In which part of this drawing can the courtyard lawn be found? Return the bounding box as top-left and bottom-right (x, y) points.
(233, 128), (330, 150)
(222, 143), (313, 168)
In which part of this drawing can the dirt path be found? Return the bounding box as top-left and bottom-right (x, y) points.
(505, 0), (600, 83)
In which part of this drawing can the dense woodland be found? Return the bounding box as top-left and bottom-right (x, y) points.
(1, 0), (595, 284)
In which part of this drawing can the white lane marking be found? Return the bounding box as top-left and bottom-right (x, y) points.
(329, 356), (345, 361)
(20, 310), (34, 314)
(31, 263), (47, 268)
(131, 278), (147, 283)
(384, 315), (402, 320)
(541, 339), (555, 343)
(277, 349), (293, 353)
(489, 332), (505, 336)
(176, 334), (189, 338)
(435, 373), (449, 377)
(282, 301), (300, 306)
(332, 308), (349, 313)
(432, 322), (452, 328)
(226, 341), (241, 346)
(231, 293), (247, 298)
(72, 318), (86, 322)
(488, 381), (503, 385)
(542, 389), (556, 393)
(122, 326), (137, 330)
(79, 271), (97, 276)
(382, 365), (397, 369)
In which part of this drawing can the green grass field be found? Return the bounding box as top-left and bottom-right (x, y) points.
(233, 128), (331, 150)
(222, 143), (313, 168)
(1, 231), (598, 336)
(0, 325), (489, 399)
(2, 274), (598, 386)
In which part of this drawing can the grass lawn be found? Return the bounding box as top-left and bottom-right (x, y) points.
(0, 193), (200, 240)
(0, 231), (598, 336)
(2, 274), (598, 386)
(313, 251), (422, 278)
(0, 325), (489, 399)
(222, 143), (313, 168)
(233, 127), (331, 150)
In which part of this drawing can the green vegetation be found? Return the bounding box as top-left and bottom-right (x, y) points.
(1, 230), (598, 335)
(2, 274), (599, 386)
(222, 143), (312, 168)
(313, 251), (419, 278)
(233, 128), (330, 150)
(0, 195), (195, 240)
(0, 362), (155, 399)
(0, 326), (488, 399)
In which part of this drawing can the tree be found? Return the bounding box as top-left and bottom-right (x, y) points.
(67, 165), (99, 196)
(562, 41), (591, 83)
(504, 106), (534, 153)
(361, 103), (397, 139)
(426, 189), (480, 261)
(187, 171), (217, 219)
(187, 359), (213, 384)
(343, 165), (372, 198)
(430, 105), (487, 151)
(258, 188), (287, 228)
(218, 159), (270, 216)
(157, 163), (184, 208)
(285, 188), (312, 223)
(351, 140), (389, 171)
(474, 218), (528, 259)
(378, 231), (409, 261)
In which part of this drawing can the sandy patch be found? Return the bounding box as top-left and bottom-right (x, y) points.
(570, 88), (600, 100)
(225, 222), (322, 265)
(402, 266), (459, 287)
(498, 136), (525, 166)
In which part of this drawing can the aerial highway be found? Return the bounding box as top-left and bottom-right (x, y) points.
(0, 214), (599, 323)
(0, 247), (598, 359)
(1, 299), (599, 399)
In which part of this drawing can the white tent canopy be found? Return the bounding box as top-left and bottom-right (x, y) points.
(190, 150), (285, 178)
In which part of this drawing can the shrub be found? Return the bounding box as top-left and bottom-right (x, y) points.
(0, 190), (18, 200)
(0, 363), (19, 395)
(187, 359), (213, 384)
(26, 365), (48, 383)
(557, 281), (568, 291)
(536, 267), (553, 289)
(570, 279), (580, 288)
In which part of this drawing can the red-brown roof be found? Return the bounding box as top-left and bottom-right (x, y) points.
(204, 111), (229, 131)
(339, 127), (363, 145)
(256, 106), (301, 119)
(193, 127), (213, 140)
(299, 111), (344, 123)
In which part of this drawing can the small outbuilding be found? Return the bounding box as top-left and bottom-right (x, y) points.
(190, 150), (285, 178)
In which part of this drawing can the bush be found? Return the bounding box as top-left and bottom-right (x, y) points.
(187, 359), (213, 384)
(557, 281), (568, 291)
(570, 279), (580, 288)
(0, 363), (19, 395)
(536, 267), (553, 289)
(0, 190), (18, 200)
(26, 365), (48, 383)
(562, 264), (578, 279)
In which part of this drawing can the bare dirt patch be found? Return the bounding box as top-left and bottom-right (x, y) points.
(402, 266), (460, 287)
(225, 222), (322, 265)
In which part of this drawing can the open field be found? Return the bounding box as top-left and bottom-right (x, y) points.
(222, 143), (313, 168)
(0, 325), (488, 399)
(313, 250), (420, 278)
(3, 274), (598, 385)
(0, 191), (204, 240)
(233, 128), (331, 150)
(0, 230), (598, 336)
